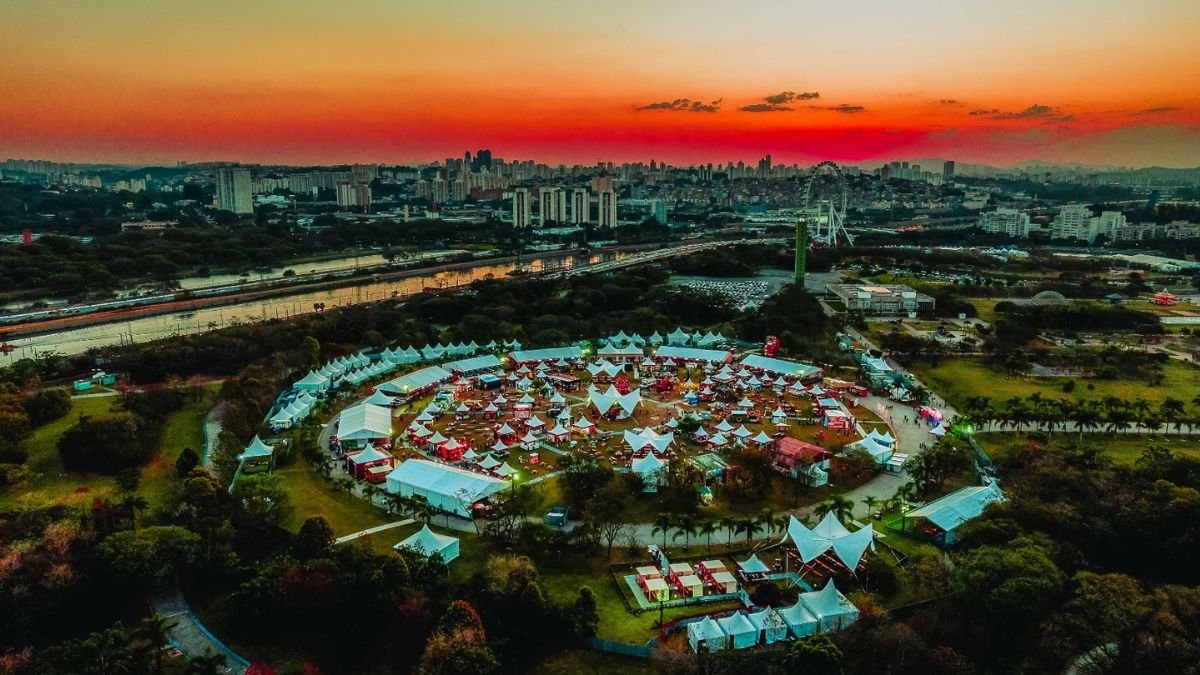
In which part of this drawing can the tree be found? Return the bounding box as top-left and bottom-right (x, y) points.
(698, 519), (719, 552)
(23, 388), (71, 427)
(98, 525), (202, 589)
(119, 493), (150, 530)
(572, 586), (600, 639)
(437, 599), (486, 637)
(176, 446), (200, 477)
(738, 517), (764, 545)
(949, 538), (1064, 627)
(137, 614), (177, 675)
(186, 649), (228, 675)
(784, 633), (844, 675)
(295, 516), (335, 559)
(815, 494), (854, 523)
(652, 513), (674, 549)
(58, 413), (148, 473)
(586, 481), (630, 559)
(673, 512), (700, 551)
(416, 633), (499, 675)
(862, 495), (880, 520)
(1041, 572), (1149, 671)
(559, 460), (611, 513)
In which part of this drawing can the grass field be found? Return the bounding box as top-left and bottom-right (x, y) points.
(910, 357), (1200, 409)
(275, 459), (390, 536)
(1, 395), (120, 510)
(534, 649), (657, 675)
(976, 431), (1200, 466)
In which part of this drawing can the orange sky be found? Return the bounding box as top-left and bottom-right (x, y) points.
(2, 1), (1199, 167)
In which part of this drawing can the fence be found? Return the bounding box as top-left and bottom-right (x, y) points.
(589, 637), (654, 659)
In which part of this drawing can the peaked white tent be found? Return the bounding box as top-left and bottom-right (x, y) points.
(337, 404), (392, 441)
(587, 385), (641, 419)
(779, 598), (819, 638)
(746, 607), (788, 645)
(238, 436), (274, 463)
(687, 616), (728, 653)
(718, 612), (758, 650)
(394, 524), (460, 564)
(797, 580), (860, 633)
(624, 428), (674, 454)
(363, 390), (394, 407)
(631, 452), (667, 492)
(866, 428), (896, 447)
(294, 370), (329, 392)
(783, 513), (875, 571)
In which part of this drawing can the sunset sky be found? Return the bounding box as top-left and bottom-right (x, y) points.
(2, 0), (1199, 167)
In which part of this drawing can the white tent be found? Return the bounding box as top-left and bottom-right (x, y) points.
(631, 452), (667, 492)
(687, 616), (728, 653)
(867, 428), (896, 447)
(238, 436), (274, 463)
(848, 436), (894, 465)
(337, 404), (392, 441)
(929, 422), (948, 437)
(779, 596), (820, 638)
(294, 370), (329, 392)
(905, 483), (1005, 545)
(394, 524), (460, 564)
(736, 553), (771, 576)
(624, 428), (674, 454)
(717, 612), (758, 650)
(385, 459), (507, 517)
(798, 580), (860, 633)
(752, 430), (774, 445)
(783, 513), (875, 570)
(587, 385), (641, 419)
(363, 390), (394, 407)
(746, 607), (788, 645)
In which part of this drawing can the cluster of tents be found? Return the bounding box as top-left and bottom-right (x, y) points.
(586, 384), (642, 419)
(686, 581), (859, 653)
(269, 392), (319, 431)
(380, 339), (522, 365)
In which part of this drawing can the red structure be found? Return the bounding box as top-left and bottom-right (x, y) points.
(346, 447), (394, 479)
(771, 437), (829, 472)
(764, 335), (781, 357)
(1154, 288), (1178, 306)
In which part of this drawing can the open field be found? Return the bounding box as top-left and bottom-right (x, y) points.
(910, 357), (1200, 408)
(976, 431), (1200, 466)
(275, 458), (390, 536)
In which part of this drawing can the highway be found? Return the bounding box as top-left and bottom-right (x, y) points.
(0, 238), (777, 361)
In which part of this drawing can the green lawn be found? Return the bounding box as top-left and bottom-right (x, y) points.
(911, 357), (1200, 409)
(976, 431), (1200, 467)
(275, 459), (390, 536)
(1, 395), (120, 509)
(142, 385), (220, 509)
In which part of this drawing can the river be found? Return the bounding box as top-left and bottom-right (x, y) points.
(0, 250), (624, 362)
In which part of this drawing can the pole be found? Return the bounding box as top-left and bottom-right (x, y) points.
(794, 215), (808, 285)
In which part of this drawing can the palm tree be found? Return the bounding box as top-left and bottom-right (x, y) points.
(739, 517), (765, 545)
(815, 494), (854, 522)
(672, 513), (699, 551)
(698, 519), (719, 552)
(187, 649), (228, 675)
(720, 516), (739, 549)
(1074, 400), (1102, 442)
(1106, 408), (1134, 435)
(757, 507), (778, 537)
(120, 494), (150, 530)
(362, 483), (381, 508)
(137, 614), (177, 675)
(651, 513), (674, 550)
(1160, 397), (1185, 434)
(862, 495), (879, 520)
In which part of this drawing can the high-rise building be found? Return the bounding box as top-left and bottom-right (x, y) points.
(942, 161), (955, 180)
(538, 187), (565, 225)
(512, 187), (532, 228)
(599, 190), (618, 228)
(350, 164), (378, 184)
(215, 168), (253, 214)
(979, 208), (1031, 237)
(336, 181), (372, 210)
(571, 188), (590, 224)
(431, 178), (449, 204)
(590, 175), (614, 193)
(1051, 205), (1095, 241)
(650, 199), (667, 224)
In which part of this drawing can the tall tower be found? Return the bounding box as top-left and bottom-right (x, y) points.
(512, 188), (532, 228)
(794, 217), (808, 284)
(571, 188), (589, 224)
(215, 167), (253, 214)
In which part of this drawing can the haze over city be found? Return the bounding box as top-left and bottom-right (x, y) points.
(3, 0), (1199, 167)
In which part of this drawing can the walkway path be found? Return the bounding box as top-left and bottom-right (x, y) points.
(148, 588), (249, 675)
(335, 519), (414, 544)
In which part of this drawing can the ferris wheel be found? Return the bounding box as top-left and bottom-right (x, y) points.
(799, 161), (854, 246)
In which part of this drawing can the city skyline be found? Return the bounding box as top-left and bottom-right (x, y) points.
(2, 1), (1199, 168)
